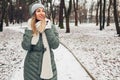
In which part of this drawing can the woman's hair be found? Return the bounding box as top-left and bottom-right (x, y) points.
(31, 15), (38, 35)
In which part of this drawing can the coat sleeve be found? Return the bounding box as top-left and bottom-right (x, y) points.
(45, 24), (59, 49)
(21, 29), (33, 51)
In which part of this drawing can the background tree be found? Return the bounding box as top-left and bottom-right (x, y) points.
(64, 0), (72, 33)
(78, 6), (82, 24)
(78, 0), (87, 23)
(58, 0), (64, 29)
(8, 1), (15, 24)
(107, 0), (112, 26)
(50, 0), (57, 24)
(96, 0), (100, 26)
(5, 1), (9, 26)
(89, 1), (94, 23)
(0, 0), (6, 31)
(102, 0), (106, 29)
(99, 0), (103, 30)
(113, 0), (120, 36)
(73, 0), (78, 26)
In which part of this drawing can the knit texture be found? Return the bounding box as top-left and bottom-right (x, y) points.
(29, 2), (45, 16)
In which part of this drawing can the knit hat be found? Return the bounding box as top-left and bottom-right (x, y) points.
(29, 2), (45, 16)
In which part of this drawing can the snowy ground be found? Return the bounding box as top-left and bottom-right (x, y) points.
(0, 28), (26, 80)
(0, 22), (120, 80)
(58, 23), (120, 80)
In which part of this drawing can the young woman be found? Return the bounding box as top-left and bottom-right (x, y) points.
(22, 2), (59, 80)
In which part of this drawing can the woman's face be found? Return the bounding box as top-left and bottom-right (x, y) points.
(35, 7), (46, 21)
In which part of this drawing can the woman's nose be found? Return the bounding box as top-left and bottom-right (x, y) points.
(38, 12), (42, 14)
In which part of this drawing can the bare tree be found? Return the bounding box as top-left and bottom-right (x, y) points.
(50, 0), (58, 24)
(96, 0), (100, 26)
(58, 0), (64, 29)
(107, 0), (112, 26)
(73, 0), (78, 26)
(113, 0), (120, 36)
(5, 1), (9, 26)
(99, 0), (103, 30)
(78, 0), (87, 23)
(64, 0), (72, 33)
(0, 0), (6, 31)
(102, 0), (106, 29)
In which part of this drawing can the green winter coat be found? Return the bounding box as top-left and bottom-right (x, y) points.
(21, 24), (59, 80)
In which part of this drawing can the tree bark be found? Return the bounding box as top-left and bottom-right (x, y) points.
(102, 0), (106, 29)
(0, 0), (6, 31)
(73, 0), (78, 26)
(64, 0), (72, 33)
(113, 0), (120, 36)
(107, 0), (112, 26)
(58, 0), (64, 29)
(96, 0), (100, 26)
(66, 17), (70, 33)
(99, 0), (103, 30)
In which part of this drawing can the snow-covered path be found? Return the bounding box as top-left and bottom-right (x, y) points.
(9, 44), (92, 80)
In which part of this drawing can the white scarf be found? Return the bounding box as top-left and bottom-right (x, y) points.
(28, 19), (53, 79)
(40, 31), (53, 79)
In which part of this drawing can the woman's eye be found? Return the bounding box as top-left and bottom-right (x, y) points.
(42, 10), (45, 12)
(36, 10), (40, 12)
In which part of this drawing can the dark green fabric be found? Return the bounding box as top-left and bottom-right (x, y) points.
(22, 25), (59, 80)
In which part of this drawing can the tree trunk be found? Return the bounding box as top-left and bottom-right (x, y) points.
(107, 0), (112, 26)
(0, 0), (6, 31)
(5, 13), (9, 26)
(58, 0), (64, 29)
(99, 0), (103, 30)
(96, 0), (100, 26)
(64, 0), (72, 33)
(50, 2), (54, 24)
(79, 11), (82, 24)
(66, 17), (70, 33)
(113, 0), (120, 36)
(5, 2), (9, 26)
(51, 2), (57, 25)
(102, 0), (106, 29)
(73, 0), (78, 26)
